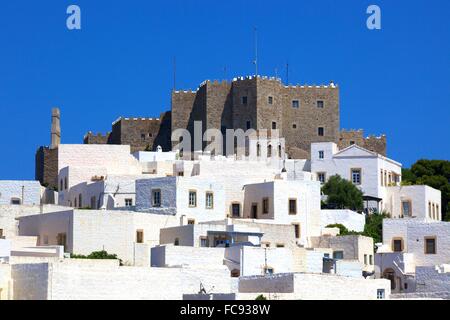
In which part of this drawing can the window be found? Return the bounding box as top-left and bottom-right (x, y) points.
(10, 198), (21, 205)
(318, 127), (324, 136)
(381, 170), (384, 186)
(377, 289), (385, 300)
(262, 198), (269, 214)
(271, 122), (277, 130)
(206, 192), (214, 209)
(333, 251), (344, 260)
(188, 219), (195, 225)
(141, 133), (146, 141)
(261, 242), (270, 248)
(425, 237), (436, 254)
(189, 191), (197, 207)
(64, 177), (68, 190)
(78, 194), (82, 208)
(43, 235), (49, 245)
(401, 200), (412, 217)
(246, 120), (251, 130)
(428, 202), (432, 218)
(293, 224), (300, 239)
(200, 237), (208, 247)
(318, 150), (324, 159)
(74, 197), (77, 208)
(268, 96), (273, 104)
(152, 189), (161, 207)
(349, 140), (355, 145)
(0, 228), (3, 239)
(292, 100), (299, 109)
(178, 171), (184, 176)
(292, 123), (297, 129)
(317, 172), (326, 184)
(392, 238), (403, 252)
(317, 100), (324, 108)
(351, 168), (362, 185)
(364, 254), (368, 265)
(267, 145), (272, 157)
(369, 255), (373, 265)
(174, 238), (180, 246)
(231, 203), (241, 218)
(242, 96), (248, 105)
(125, 198), (133, 207)
(289, 199), (297, 215)
(264, 267), (274, 275)
(90, 196), (97, 209)
(256, 143), (261, 157)
(57, 233), (67, 250)
(276, 244), (285, 248)
(60, 179), (63, 191)
(136, 230), (144, 243)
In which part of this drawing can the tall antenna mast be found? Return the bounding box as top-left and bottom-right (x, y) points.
(173, 57), (177, 91)
(254, 27), (258, 76)
(286, 61), (289, 84)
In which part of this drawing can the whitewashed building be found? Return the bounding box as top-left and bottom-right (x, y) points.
(0, 181), (42, 206)
(376, 218), (450, 294)
(242, 179), (322, 246)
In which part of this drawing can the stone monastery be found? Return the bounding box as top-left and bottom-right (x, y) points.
(0, 75), (448, 300)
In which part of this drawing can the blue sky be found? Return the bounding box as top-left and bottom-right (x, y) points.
(0, 0), (449, 180)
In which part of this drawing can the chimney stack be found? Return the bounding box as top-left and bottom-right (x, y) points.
(50, 108), (61, 149)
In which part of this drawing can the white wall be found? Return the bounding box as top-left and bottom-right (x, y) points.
(321, 209), (365, 232)
(310, 142), (402, 201)
(11, 260), (232, 300)
(18, 209), (179, 265)
(242, 180), (322, 246)
(0, 181), (41, 206)
(384, 185), (442, 219)
(238, 273), (391, 300)
(381, 219), (450, 267)
(239, 246), (293, 276)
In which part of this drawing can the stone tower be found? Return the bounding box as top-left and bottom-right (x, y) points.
(50, 108), (61, 149)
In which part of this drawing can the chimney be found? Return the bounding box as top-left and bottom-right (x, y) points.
(50, 108), (61, 149)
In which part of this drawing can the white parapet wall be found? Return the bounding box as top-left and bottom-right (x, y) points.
(0, 181), (42, 206)
(320, 209), (365, 232)
(11, 259), (232, 300)
(238, 273), (391, 300)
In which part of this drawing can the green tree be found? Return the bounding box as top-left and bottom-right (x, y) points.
(325, 224), (361, 236)
(71, 250), (122, 265)
(363, 212), (389, 244)
(321, 175), (364, 211)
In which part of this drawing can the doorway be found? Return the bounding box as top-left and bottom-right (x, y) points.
(251, 203), (258, 219)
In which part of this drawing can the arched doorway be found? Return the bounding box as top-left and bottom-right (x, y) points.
(382, 268), (398, 291)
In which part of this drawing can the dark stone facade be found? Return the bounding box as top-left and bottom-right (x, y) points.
(338, 129), (387, 156)
(171, 76), (340, 158)
(82, 75), (386, 158)
(35, 146), (58, 189)
(84, 112), (172, 153)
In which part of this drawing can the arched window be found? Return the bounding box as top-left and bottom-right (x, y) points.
(257, 143), (261, 157)
(278, 144), (282, 157)
(267, 145), (272, 157)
